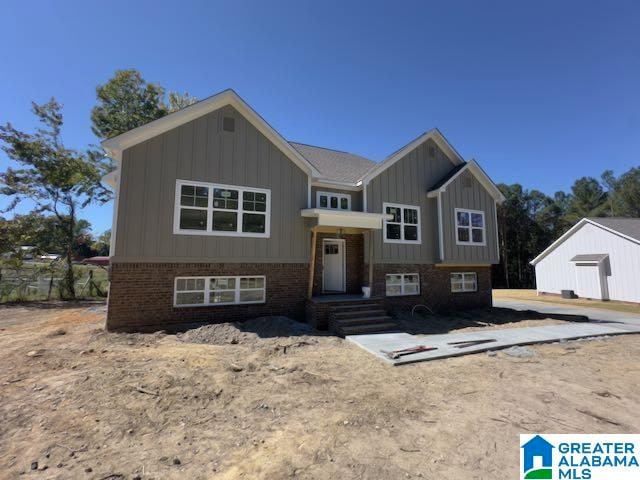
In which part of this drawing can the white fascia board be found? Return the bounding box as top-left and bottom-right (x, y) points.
(360, 128), (464, 184)
(311, 179), (363, 191)
(301, 208), (392, 229)
(530, 218), (640, 266)
(426, 160), (506, 204)
(101, 169), (118, 189)
(530, 219), (589, 265)
(101, 89), (321, 177)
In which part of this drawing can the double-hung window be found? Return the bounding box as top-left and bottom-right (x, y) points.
(174, 180), (270, 237)
(386, 273), (420, 296)
(455, 208), (485, 245)
(174, 275), (266, 307)
(450, 272), (477, 293)
(383, 202), (421, 244)
(317, 191), (351, 210)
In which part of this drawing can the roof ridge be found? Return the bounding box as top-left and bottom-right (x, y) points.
(289, 141), (374, 162)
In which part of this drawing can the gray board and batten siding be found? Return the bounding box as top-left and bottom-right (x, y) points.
(366, 138), (454, 264)
(439, 169), (499, 264)
(114, 105), (310, 263)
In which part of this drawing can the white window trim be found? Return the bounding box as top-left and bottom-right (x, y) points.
(382, 202), (422, 244)
(173, 179), (271, 238)
(450, 272), (478, 293)
(385, 273), (420, 297)
(174, 275), (266, 307)
(316, 191), (351, 211)
(454, 208), (486, 246)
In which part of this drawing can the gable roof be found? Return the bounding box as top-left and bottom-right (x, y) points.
(101, 89), (321, 177)
(426, 160), (506, 203)
(530, 217), (640, 265)
(289, 142), (376, 183)
(361, 128), (464, 184)
(588, 217), (640, 242)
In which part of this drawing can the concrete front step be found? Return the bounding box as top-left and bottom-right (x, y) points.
(337, 322), (399, 336)
(331, 315), (394, 327)
(332, 309), (387, 319)
(330, 302), (384, 312)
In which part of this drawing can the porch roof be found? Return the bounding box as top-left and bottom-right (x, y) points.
(300, 208), (392, 230)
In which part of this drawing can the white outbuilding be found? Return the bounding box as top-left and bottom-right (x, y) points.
(530, 218), (640, 303)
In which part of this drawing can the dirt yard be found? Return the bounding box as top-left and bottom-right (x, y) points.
(494, 288), (640, 315)
(1, 303), (639, 480)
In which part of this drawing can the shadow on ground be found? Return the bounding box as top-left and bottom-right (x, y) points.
(392, 307), (606, 335)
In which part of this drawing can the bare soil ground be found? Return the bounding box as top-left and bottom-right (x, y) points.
(494, 288), (640, 315)
(1, 303), (639, 480)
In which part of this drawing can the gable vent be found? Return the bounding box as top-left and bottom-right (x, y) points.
(428, 145), (435, 158)
(462, 172), (472, 188)
(222, 116), (235, 132)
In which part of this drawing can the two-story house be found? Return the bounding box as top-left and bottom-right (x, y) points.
(102, 89), (504, 332)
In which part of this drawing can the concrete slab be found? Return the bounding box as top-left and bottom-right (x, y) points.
(347, 321), (640, 366)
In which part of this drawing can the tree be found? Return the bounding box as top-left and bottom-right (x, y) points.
(91, 69), (198, 140)
(91, 229), (111, 256)
(564, 176), (608, 223)
(0, 99), (111, 298)
(604, 167), (640, 217)
(167, 91), (198, 112)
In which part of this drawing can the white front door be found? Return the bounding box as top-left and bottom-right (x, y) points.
(575, 264), (603, 300)
(323, 239), (345, 292)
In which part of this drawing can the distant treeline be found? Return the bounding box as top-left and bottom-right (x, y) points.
(494, 167), (640, 289)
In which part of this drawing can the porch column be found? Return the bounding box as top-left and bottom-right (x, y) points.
(307, 227), (317, 299)
(368, 231), (374, 290)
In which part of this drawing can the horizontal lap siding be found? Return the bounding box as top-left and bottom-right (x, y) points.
(441, 171), (499, 264)
(114, 105), (309, 263)
(366, 139), (456, 264)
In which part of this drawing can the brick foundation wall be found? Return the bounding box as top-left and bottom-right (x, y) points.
(312, 233), (364, 296)
(366, 264), (492, 313)
(107, 262), (308, 331)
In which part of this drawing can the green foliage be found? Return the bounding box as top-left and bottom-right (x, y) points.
(91, 69), (198, 140)
(167, 91), (198, 113)
(564, 176), (608, 223)
(91, 229), (111, 256)
(0, 99), (112, 298)
(605, 167), (640, 217)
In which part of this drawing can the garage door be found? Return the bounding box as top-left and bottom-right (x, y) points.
(575, 263), (604, 300)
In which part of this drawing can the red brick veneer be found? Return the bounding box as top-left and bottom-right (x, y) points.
(366, 264), (492, 312)
(312, 233), (364, 296)
(107, 262), (308, 331)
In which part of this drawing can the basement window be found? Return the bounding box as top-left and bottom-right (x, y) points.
(386, 273), (420, 296)
(174, 180), (270, 237)
(450, 272), (477, 293)
(174, 275), (266, 307)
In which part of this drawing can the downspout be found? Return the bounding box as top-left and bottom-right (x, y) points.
(437, 190), (444, 262)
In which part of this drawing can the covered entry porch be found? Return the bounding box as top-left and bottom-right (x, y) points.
(300, 208), (394, 332)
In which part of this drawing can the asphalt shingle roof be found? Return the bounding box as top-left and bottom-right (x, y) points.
(428, 163), (468, 191)
(588, 217), (640, 243)
(289, 142), (376, 183)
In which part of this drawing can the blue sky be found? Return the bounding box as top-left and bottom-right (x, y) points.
(1, 0), (639, 234)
